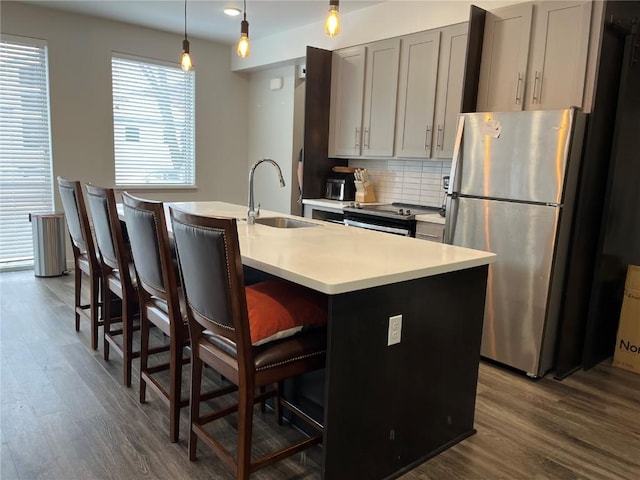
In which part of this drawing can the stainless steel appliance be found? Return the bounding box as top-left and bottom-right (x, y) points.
(343, 203), (440, 237)
(325, 174), (355, 201)
(445, 108), (587, 377)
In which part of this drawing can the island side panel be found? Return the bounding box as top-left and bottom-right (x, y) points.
(323, 265), (488, 480)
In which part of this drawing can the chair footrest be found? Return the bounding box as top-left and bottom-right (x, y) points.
(75, 305), (104, 327)
(279, 398), (324, 433)
(104, 336), (141, 359)
(251, 433), (322, 474)
(140, 371), (189, 408)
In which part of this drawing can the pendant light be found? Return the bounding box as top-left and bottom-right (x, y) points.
(325, 0), (340, 37)
(237, 0), (250, 58)
(181, 0), (193, 71)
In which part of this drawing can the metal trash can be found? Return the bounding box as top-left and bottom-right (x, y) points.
(29, 212), (67, 277)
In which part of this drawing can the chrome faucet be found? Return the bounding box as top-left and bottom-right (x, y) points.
(247, 158), (286, 224)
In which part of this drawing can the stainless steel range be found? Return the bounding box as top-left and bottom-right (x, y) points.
(343, 203), (440, 237)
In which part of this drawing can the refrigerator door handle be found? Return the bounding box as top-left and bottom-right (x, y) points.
(444, 195), (458, 245)
(447, 115), (465, 196)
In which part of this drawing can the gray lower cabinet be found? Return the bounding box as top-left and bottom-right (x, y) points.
(416, 221), (445, 242)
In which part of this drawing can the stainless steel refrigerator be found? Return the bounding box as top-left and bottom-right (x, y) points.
(445, 108), (587, 377)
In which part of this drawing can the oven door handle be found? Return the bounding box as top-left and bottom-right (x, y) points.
(344, 219), (411, 236)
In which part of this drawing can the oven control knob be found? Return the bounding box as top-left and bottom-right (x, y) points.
(406, 209), (411, 215)
(398, 208), (404, 215)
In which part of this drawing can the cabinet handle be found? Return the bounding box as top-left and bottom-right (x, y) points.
(364, 128), (370, 149)
(536, 73), (543, 105)
(532, 71), (541, 104)
(355, 127), (360, 148)
(436, 125), (443, 150)
(425, 125), (432, 150)
(514, 72), (523, 104)
(416, 232), (442, 241)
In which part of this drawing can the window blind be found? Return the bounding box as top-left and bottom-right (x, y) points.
(111, 56), (195, 187)
(0, 38), (54, 268)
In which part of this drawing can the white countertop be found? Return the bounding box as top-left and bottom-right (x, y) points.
(166, 202), (495, 295)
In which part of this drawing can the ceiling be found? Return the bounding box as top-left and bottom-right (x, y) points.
(20, 0), (383, 45)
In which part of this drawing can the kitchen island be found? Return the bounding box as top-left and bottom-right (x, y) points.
(152, 201), (496, 479)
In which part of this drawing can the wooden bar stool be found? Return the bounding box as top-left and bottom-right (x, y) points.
(121, 192), (188, 443)
(85, 184), (140, 387)
(57, 177), (102, 350)
(170, 208), (327, 480)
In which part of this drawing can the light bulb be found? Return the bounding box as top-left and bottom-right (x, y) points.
(237, 34), (250, 58)
(181, 39), (192, 71)
(325, 5), (340, 37)
(181, 52), (192, 71)
(237, 18), (250, 58)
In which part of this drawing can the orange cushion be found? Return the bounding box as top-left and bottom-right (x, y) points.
(246, 279), (328, 346)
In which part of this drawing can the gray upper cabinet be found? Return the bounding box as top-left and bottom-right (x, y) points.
(361, 39), (401, 157)
(329, 24), (469, 161)
(329, 40), (400, 158)
(329, 46), (366, 157)
(433, 23), (469, 159)
(395, 24), (469, 160)
(477, 1), (592, 112)
(476, 3), (533, 112)
(394, 30), (441, 159)
(525, 1), (592, 110)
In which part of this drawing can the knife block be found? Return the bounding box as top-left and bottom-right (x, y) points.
(355, 181), (376, 203)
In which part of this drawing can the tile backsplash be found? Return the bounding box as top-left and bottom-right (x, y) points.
(349, 159), (452, 207)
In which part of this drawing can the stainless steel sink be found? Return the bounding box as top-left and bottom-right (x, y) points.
(253, 217), (318, 228)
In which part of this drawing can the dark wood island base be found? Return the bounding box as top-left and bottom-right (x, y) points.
(320, 265), (489, 479)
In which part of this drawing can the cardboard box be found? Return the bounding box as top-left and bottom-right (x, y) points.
(613, 265), (640, 374)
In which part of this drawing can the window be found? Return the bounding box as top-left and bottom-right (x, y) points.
(0, 36), (54, 269)
(111, 55), (195, 187)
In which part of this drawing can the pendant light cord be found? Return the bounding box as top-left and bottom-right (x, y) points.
(184, 0), (187, 40)
(243, 0), (247, 21)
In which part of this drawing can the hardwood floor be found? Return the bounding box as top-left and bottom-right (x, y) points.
(1, 270), (638, 479)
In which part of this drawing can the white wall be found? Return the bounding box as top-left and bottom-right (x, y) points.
(231, 0), (522, 71)
(1, 1), (250, 208)
(247, 65), (301, 215)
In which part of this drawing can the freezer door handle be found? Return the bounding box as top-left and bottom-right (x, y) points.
(447, 115), (465, 196)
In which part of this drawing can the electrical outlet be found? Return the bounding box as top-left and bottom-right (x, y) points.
(388, 315), (402, 346)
